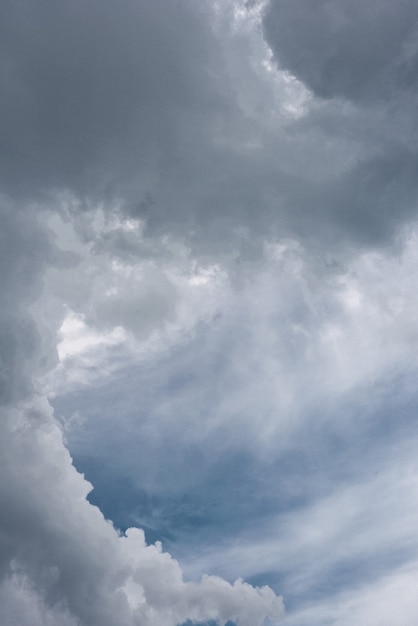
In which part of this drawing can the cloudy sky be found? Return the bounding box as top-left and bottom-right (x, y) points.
(2, 0), (418, 624)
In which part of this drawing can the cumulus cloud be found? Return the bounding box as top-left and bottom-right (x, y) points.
(2, 0), (418, 624)
(0, 2), (288, 624)
(0, 396), (283, 626)
(0, 204), (283, 625)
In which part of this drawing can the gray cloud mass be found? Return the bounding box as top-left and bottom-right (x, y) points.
(0, 0), (221, 199)
(1, 0), (418, 624)
(263, 0), (418, 102)
(3, 0), (418, 252)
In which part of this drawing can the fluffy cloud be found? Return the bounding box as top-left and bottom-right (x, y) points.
(1, 0), (418, 624)
(0, 397), (283, 626)
(0, 206), (283, 625)
(0, 2), (287, 624)
(52, 217), (418, 625)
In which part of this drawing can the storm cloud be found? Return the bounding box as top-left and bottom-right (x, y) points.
(1, 0), (418, 625)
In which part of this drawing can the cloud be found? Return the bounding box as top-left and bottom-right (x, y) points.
(0, 204), (58, 404)
(263, 0), (418, 102)
(4, 0), (418, 256)
(2, 0), (418, 624)
(0, 207), (283, 625)
(0, 60), (283, 626)
(260, 0), (418, 246)
(0, 0), (223, 199)
(57, 223), (418, 455)
(52, 218), (418, 623)
(175, 437), (418, 625)
(279, 563), (418, 626)
(0, 397), (283, 626)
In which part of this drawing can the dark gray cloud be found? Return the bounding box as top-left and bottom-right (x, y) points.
(0, 0), (223, 199)
(259, 0), (418, 248)
(285, 147), (418, 246)
(0, 204), (58, 405)
(3, 0), (418, 255)
(0, 0), (286, 254)
(263, 0), (418, 102)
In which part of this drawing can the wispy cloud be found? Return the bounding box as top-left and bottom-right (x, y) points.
(1, 0), (418, 624)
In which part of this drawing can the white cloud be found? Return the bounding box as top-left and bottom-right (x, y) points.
(44, 206), (230, 395)
(52, 219), (418, 624)
(57, 310), (127, 361)
(0, 396), (283, 626)
(178, 448), (418, 625)
(2, 1), (418, 624)
(280, 563), (418, 626)
(0, 201), (283, 626)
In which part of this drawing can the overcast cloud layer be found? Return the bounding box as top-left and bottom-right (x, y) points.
(2, 1), (418, 625)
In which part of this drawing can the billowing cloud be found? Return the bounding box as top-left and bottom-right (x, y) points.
(0, 398), (283, 626)
(2, 0), (418, 624)
(0, 204), (283, 624)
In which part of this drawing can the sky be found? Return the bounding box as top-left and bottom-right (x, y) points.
(2, 0), (418, 624)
